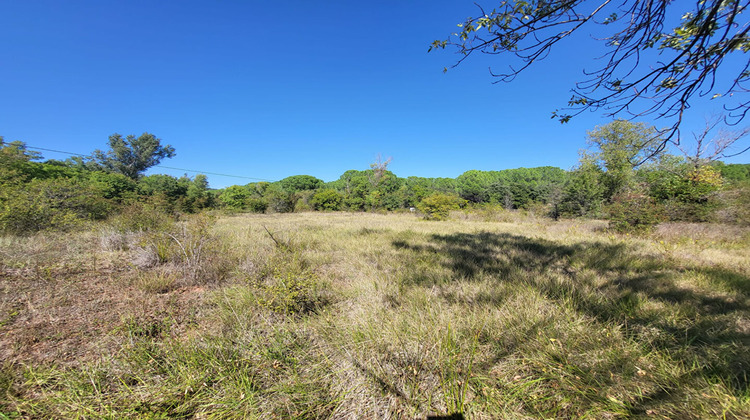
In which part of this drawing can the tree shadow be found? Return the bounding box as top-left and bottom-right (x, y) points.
(392, 231), (750, 410)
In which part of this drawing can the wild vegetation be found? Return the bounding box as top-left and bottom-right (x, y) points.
(2, 120), (749, 237)
(1, 121), (749, 418)
(1, 210), (749, 418)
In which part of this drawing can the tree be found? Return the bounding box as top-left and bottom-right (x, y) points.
(93, 133), (175, 179)
(278, 175), (324, 193)
(431, 0), (750, 148)
(559, 158), (606, 216)
(137, 174), (187, 199)
(0, 139), (43, 184)
(678, 115), (750, 171)
(186, 174), (211, 211)
(586, 120), (663, 198)
(219, 185), (250, 210)
(369, 154), (393, 187)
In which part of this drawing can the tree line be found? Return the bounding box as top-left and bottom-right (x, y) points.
(1, 121), (749, 235)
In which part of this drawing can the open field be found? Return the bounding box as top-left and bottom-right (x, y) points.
(1, 211), (749, 419)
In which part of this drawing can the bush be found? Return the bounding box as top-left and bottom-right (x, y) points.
(417, 193), (465, 221)
(87, 171), (136, 201)
(135, 213), (233, 284)
(558, 161), (605, 217)
(0, 178), (110, 234)
(266, 187), (295, 213)
(246, 197), (268, 213)
(311, 189), (342, 211)
(108, 200), (176, 233)
(607, 191), (664, 233)
(219, 185), (250, 210)
(294, 190), (316, 212)
(343, 196), (365, 211)
(713, 186), (750, 225)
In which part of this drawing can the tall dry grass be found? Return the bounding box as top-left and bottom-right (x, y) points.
(1, 210), (748, 418)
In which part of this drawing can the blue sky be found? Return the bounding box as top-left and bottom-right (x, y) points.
(2, 0), (747, 188)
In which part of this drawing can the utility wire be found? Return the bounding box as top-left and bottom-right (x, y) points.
(151, 165), (275, 182)
(23, 145), (276, 182)
(25, 146), (86, 156)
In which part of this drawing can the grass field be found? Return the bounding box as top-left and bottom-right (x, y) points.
(1, 210), (749, 418)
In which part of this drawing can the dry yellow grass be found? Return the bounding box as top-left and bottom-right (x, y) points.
(1, 210), (749, 418)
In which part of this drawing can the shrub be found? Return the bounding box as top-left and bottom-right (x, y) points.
(87, 171), (137, 200)
(558, 160), (605, 217)
(294, 190), (316, 212)
(135, 213), (233, 284)
(108, 200), (176, 233)
(219, 185), (249, 210)
(343, 196), (365, 211)
(246, 197), (268, 213)
(265, 187), (295, 213)
(417, 193), (465, 221)
(607, 191), (664, 233)
(257, 269), (323, 315)
(311, 189), (342, 211)
(713, 185), (750, 225)
(0, 178), (110, 234)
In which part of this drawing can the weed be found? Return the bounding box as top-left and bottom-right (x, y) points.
(135, 269), (178, 294)
(438, 325), (479, 415)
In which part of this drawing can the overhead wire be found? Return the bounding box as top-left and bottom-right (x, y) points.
(22, 145), (276, 182)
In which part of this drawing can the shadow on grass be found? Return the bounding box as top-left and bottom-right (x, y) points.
(393, 231), (750, 410)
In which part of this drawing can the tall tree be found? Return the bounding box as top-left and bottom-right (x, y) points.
(93, 133), (175, 179)
(586, 120), (663, 198)
(431, 0), (750, 147)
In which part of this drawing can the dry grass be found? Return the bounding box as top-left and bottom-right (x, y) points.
(1, 211), (749, 418)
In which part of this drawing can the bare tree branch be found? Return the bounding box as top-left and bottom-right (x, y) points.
(431, 0), (750, 151)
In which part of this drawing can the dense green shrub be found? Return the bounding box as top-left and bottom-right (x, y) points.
(265, 186), (295, 213)
(343, 196), (365, 211)
(717, 163), (750, 183)
(183, 174), (212, 212)
(311, 189), (342, 211)
(219, 185), (250, 210)
(137, 174), (188, 199)
(645, 165), (723, 222)
(559, 160), (605, 217)
(87, 171), (137, 200)
(417, 193), (465, 221)
(0, 178), (110, 234)
(246, 197), (268, 213)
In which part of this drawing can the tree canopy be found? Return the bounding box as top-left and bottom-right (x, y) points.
(431, 0), (750, 146)
(278, 175), (325, 193)
(93, 133), (175, 179)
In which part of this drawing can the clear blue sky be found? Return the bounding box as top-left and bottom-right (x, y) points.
(1, 0), (746, 188)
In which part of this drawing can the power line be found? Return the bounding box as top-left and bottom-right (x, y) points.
(25, 146), (86, 156)
(23, 145), (276, 182)
(154, 165), (275, 182)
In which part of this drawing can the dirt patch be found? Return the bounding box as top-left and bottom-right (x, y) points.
(0, 256), (209, 367)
